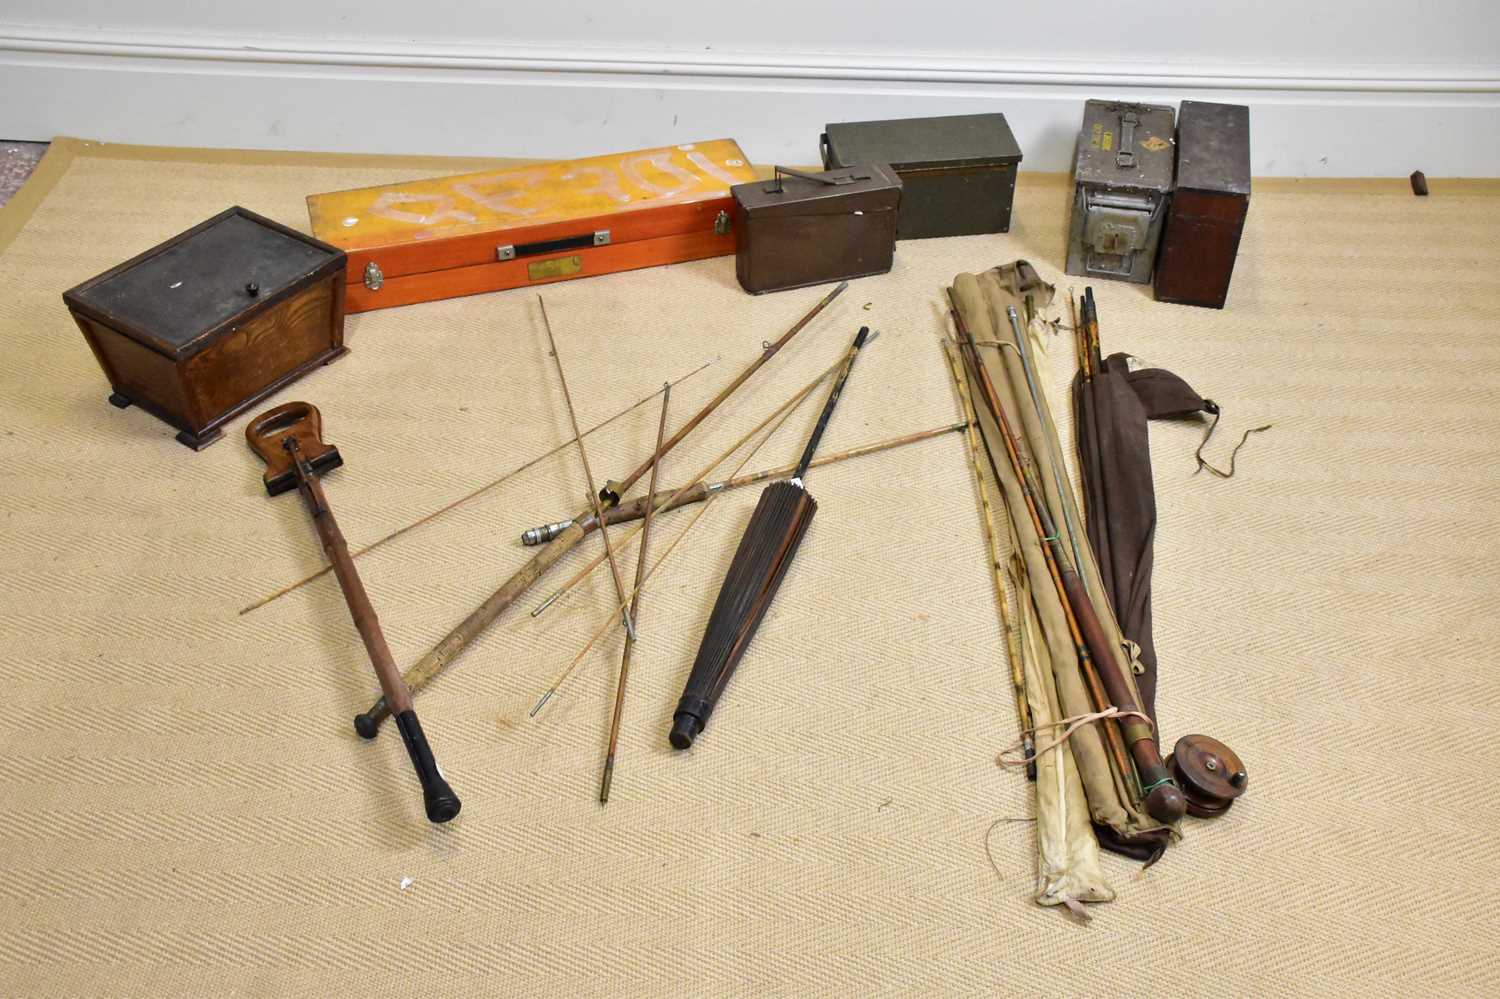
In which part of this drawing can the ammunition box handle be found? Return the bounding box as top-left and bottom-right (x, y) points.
(767, 165), (869, 194)
(1116, 110), (1139, 169)
(819, 133), (832, 169)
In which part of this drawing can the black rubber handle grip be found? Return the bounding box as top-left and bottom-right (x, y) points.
(354, 697), (390, 739)
(394, 710), (461, 824)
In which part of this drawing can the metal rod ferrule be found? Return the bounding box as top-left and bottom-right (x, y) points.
(521, 519), (575, 546)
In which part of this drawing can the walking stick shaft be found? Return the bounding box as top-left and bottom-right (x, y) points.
(298, 474), (407, 714)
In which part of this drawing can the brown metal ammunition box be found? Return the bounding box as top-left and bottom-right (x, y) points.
(1066, 101), (1176, 284)
(731, 165), (902, 294)
(63, 207), (348, 449)
(1154, 101), (1252, 309)
(821, 113), (1022, 239)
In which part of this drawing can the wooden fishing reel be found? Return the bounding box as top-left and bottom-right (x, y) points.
(1165, 734), (1248, 817)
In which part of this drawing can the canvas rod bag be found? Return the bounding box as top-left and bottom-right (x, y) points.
(945, 340), (1112, 909)
(952, 266), (1167, 850)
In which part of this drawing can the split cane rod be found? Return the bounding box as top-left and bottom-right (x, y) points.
(953, 306), (1138, 795)
(353, 281), (849, 736)
(539, 294), (637, 642)
(518, 423), (966, 546)
(247, 403), (461, 824)
(600, 383), (671, 804)
(950, 291), (1185, 825)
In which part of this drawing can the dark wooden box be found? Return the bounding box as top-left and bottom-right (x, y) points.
(731, 165), (902, 294)
(821, 113), (1022, 239)
(1154, 101), (1252, 309)
(63, 207), (348, 449)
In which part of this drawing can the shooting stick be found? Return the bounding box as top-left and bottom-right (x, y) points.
(247, 402), (460, 824)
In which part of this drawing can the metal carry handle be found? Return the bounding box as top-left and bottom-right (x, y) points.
(1116, 110), (1139, 169)
(766, 165), (869, 193)
(498, 229), (610, 261)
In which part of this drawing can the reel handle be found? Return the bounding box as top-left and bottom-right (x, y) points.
(246, 401), (342, 496)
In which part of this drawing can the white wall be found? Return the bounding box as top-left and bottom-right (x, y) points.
(3, 1), (1498, 176)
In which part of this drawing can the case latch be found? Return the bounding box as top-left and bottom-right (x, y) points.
(363, 261), (383, 291)
(714, 210), (731, 236)
(1083, 191), (1156, 276)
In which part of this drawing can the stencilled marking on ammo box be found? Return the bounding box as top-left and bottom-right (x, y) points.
(1090, 123), (1115, 152)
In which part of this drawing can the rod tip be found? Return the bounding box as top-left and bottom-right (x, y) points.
(529, 690), (554, 718)
(599, 758), (615, 804)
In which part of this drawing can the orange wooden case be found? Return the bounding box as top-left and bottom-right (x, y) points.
(306, 140), (757, 312)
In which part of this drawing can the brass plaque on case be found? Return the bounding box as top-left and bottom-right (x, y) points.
(528, 255), (583, 281)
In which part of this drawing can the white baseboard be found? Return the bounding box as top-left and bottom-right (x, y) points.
(4, 25), (1498, 177)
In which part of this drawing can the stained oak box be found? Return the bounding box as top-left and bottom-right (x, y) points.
(1066, 101), (1176, 284)
(731, 165), (902, 294)
(306, 141), (757, 312)
(821, 113), (1022, 239)
(63, 207), (348, 450)
(1154, 101), (1251, 309)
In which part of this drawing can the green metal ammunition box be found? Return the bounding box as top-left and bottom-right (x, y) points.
(821, 113), (1023, 240)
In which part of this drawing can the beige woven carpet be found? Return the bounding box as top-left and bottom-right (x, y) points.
(2, 138), (1497, 996)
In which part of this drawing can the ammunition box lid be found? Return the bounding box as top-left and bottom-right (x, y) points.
(64, 207), (343, 358)
(1176, 101), (1251, 196)
(823, 114), (1022, 172)
(733, 164), (903, 220)
(1073, 101), (1176, 194)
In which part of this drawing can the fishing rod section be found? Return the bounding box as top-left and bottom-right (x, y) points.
(351, 281), (849, 739)
(949, 291), (1185, 828)
(1071, 286), (1250, 820)
(517, 424), (963, 546)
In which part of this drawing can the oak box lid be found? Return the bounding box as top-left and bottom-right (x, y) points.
(63, 207), (345, 359)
